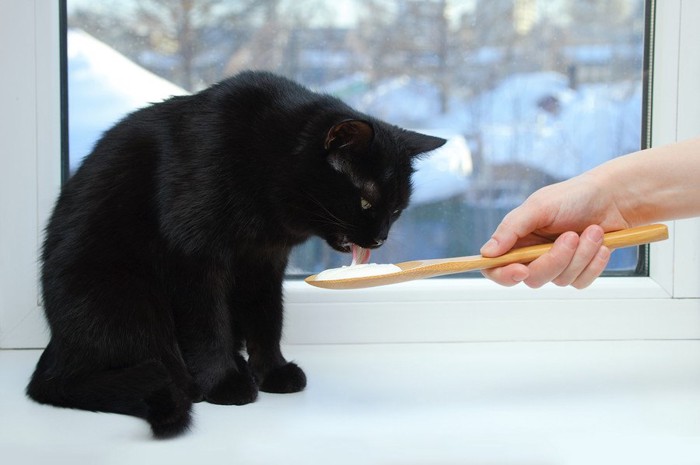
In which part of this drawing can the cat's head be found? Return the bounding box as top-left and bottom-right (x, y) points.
(299, 118), (446, 255)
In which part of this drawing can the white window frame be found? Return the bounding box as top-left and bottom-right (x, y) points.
(1, 0), (698, 349)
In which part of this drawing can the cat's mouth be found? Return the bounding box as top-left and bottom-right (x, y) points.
(330, 237), (372, 264)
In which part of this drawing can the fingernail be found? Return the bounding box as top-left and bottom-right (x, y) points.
(512, 270), (528, 283)
(597, 246), (611, 260)
(562, 232), (578, 248)
(588, 227), (603, 243)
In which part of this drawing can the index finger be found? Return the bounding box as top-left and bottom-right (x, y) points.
(481, 205), (553, 257)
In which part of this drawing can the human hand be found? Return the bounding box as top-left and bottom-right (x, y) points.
(481, 225), (611, 288)
(479, 175), (629, 288)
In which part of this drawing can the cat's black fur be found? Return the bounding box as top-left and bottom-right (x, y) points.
(27, 71), (445, 438)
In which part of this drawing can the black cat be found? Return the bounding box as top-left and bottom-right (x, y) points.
(27, 71), (445, 438)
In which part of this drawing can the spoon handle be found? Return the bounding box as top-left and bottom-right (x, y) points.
(459, 222), (669, 271)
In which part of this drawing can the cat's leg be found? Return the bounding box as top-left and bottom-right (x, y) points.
(177, 317), (259, 405)
(201, 352), (258, 405)
(33, 260), (200, 438)
(171, 266), (258, 406)
(232, 259), (307, 394)
(27, 340), (193, 439)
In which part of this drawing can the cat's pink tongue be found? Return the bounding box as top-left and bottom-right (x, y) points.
(351, 244), (371, 265)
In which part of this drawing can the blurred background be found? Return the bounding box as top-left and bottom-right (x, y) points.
(66, 0), (647, 276)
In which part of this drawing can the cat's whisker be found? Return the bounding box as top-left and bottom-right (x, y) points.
(298, 191), (354, 230)
(290, 204), (355, 232)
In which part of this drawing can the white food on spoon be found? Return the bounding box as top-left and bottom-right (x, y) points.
(314, 244), (401, 281)
(315, 263), (402, 281)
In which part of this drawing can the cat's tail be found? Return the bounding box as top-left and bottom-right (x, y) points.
(26, 341), (193, 439)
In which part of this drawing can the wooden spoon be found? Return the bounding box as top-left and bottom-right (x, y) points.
(304, 224), (668, 290)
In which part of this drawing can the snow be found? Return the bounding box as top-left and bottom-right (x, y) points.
(411, 135), (473, 205)
(356, 76), (445, 128)
(68, 29), (187, 172)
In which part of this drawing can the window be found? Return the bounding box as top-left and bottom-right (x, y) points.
(66, 0), (646, 276)
(1, 0), (699, 349)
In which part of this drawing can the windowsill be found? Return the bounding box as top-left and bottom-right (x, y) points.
(5, 276), (699, 349)
(3, 341), (700, 464)
(284, 276), (671, 303)
(282, 277), (700, 344)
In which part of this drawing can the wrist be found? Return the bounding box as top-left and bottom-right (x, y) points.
(581, 158), (639, 227)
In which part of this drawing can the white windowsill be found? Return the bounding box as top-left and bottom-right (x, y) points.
(7, 275), (697, 349)
(4, 341), (700, 464)
(1, 0), (699, 349)
(282, 276), (700, 344)
(285, 275), (671, 303)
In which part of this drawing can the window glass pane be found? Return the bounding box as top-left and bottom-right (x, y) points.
(66, 0), (648, 277)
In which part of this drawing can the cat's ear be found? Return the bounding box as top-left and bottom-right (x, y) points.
(401, 131), (447, 158)
(324, 119), (374, 154)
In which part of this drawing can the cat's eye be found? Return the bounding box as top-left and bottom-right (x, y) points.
(360, 198), (372, 210)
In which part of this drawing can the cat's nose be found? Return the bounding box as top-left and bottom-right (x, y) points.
(372, 224), (389, 247)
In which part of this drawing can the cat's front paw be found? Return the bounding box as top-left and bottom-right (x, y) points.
(259, 362), (307, 393)
(204, 367), (258, 406)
